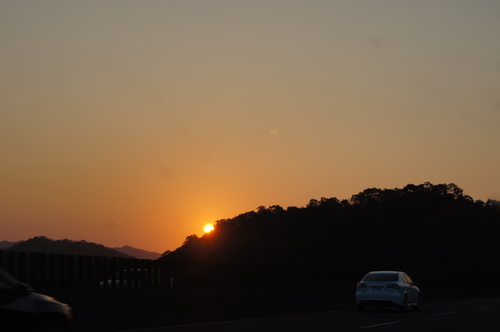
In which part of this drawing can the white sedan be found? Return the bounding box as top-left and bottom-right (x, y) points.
(355, 271), (420, 311)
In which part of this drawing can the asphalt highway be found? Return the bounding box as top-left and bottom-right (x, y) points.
(84, 297), (500, 332)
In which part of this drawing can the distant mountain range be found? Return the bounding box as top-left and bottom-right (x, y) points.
(112, 245), (161, 260)
(0, 237), (161, 260)
(0, 240), (21, 249)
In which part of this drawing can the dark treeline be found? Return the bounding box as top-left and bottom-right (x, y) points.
(159, 183), (500, 288)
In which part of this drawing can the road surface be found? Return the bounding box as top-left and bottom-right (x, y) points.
(78, 297), (500, 332)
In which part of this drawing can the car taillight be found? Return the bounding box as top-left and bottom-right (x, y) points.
(386, 283), (400, 289)
(357, 283), (368, 289)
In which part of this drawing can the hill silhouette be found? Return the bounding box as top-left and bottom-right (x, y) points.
(159, 182), (500, 287)
(7, 236), (133, 258)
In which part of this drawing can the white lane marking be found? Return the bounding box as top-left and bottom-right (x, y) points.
(477, 306), (490, 310)
(434, 311), (456, 316)
(360, 320), (401, 329)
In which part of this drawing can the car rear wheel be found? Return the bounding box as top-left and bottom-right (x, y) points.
(400, 295), (408, 312)
(413, 295), (421, 311)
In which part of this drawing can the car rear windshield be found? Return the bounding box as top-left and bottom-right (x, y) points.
(363, 273), (398, 281)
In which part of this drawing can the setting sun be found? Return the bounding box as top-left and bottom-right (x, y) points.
(204, 224), (214, 233)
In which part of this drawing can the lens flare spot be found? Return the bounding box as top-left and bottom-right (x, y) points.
(268, 128), (279, 135)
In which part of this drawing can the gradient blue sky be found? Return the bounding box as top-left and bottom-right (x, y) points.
(1, 1), (499, 252)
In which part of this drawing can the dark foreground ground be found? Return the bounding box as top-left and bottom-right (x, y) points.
(41, 286), (499, 332)
(123, 297), (500, 332)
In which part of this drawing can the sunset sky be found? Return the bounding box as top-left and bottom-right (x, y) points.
(2, 1), (500, 253)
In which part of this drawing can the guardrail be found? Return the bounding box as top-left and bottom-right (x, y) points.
(0, 251), (164, 289)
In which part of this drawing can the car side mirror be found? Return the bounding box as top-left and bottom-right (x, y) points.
(14, 283), (32, 297)
(0, 283), (30, 304)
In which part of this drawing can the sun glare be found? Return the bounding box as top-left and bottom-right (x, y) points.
(204, 224), (214, 233)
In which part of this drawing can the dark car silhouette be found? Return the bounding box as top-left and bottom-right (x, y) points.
(0, 267), (72, 331)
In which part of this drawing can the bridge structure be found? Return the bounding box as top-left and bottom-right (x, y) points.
(0, 250), (164, 289)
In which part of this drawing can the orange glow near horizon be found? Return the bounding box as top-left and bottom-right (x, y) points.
(1, 1), (499, 254)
